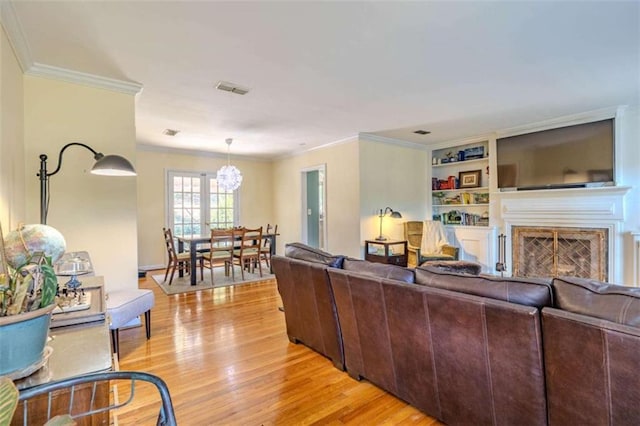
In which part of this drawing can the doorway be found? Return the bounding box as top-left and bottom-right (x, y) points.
(301, 165), (326, 250)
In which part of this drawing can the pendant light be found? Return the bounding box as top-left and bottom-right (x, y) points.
(216, 138), (243, 191)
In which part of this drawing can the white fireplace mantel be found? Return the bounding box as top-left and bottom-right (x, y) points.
(497, 186), (631, 283)
(499, 186), (630, 222)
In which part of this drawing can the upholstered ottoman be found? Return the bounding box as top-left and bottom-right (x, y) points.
(420, 260), (482, 275)
(106, 289), (155, 357)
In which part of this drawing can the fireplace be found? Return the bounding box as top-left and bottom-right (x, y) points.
(512, 226), (608, 281)
(498, 186), (630, 284)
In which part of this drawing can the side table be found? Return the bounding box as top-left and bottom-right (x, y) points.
(364, 240), (408, 267)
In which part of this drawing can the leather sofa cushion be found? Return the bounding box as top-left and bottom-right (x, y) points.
(415, 266), (553, 309)
(542, 307), (640, 424)
(552, 276), (640, 327)
(342, 258), (415, 283)
(284, 242), (344, 268)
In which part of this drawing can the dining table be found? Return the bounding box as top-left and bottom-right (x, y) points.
(176, 232), (278, 286)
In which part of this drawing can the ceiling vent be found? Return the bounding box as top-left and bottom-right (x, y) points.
(163, 129), (180, 136)
(215, 81), (249, 95)
(413, 130), (431, 135)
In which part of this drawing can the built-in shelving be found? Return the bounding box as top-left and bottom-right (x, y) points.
(431, 140), (490, 227)
(432, 157), (487, 169)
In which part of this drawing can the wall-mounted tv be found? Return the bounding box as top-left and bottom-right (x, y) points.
(496, 119), (614, 191)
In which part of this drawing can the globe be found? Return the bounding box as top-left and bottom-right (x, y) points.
(3, 224), (66, 269)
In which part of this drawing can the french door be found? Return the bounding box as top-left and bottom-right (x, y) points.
(167, 171), (238, 237)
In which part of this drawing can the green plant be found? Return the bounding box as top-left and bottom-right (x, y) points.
(0, 255), (57, 317)
(0, 376), (18, 426)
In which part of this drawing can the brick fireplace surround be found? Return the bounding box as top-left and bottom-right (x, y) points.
(499, 186), (630, 284)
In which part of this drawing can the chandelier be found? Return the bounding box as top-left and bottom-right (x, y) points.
(216, 138), (243, 191)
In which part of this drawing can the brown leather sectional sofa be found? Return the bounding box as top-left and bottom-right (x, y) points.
(272, 243), (640, 425)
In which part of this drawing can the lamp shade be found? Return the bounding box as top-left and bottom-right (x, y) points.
(217, 164), (243, 191)
(90, 154), (137, 176)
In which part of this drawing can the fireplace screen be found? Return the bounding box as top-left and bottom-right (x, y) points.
(512, 227), (608, 281)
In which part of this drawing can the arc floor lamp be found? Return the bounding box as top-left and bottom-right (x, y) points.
(38, 142), (137, 224)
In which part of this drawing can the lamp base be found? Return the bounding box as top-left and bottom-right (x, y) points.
(65, 275), (82, 289)
(375, 236), (388, 241)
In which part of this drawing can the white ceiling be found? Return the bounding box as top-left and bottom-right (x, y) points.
(4, 1), (639, 159)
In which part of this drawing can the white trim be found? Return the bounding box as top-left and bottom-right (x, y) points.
(137, 143), (271, 163)
(273, 135), (359, 161)
(0, 3), (144, 96)
(139, 264), (165, 272)
(359, 132), (430, 151)
(300, 164), (327, 251)
(0, 1), (33, 71)
(165, 170), (240, 235)
(500, 186), (631, 283)
(26, 62), (143, 95)
(631, 232), (640, 288)
(428, 133), (495, 152)
(496, 106), (622, 138)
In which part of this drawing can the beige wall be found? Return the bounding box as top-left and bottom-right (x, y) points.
(136, 148), (273, 269)
(272, 140), (361, 258)
(0, 25), (25, 230)
(23, 76), (138, 292)
(359, 139), (429, 252)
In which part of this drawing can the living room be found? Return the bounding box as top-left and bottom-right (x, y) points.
(0, 1), (639, 423)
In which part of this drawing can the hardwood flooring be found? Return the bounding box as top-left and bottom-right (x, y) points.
(116, 271), (442, 425)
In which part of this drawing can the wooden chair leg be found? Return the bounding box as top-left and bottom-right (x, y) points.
(144, 310), (151, 339)
(228, 260), (235, 281)
(168, 264), (176, 285)
(164, 263), (171, 282)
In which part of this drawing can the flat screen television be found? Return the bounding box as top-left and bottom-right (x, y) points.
(496, 119), (614, 190)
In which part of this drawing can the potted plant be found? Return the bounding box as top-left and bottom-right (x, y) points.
(0, 224), (65, 378)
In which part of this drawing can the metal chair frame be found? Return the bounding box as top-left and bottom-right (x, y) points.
(17, 371), (176, 426)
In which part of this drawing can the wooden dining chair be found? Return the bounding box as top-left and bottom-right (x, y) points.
(201, 228), (235, 284)
(231, 227), (263, 280)
(162, 228), (203, 285)
(260, 224), (278, 269)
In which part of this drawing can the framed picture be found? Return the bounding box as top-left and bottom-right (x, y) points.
(459, 170), (482, 188)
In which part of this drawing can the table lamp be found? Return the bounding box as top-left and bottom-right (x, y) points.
(375, 207), (402, 241)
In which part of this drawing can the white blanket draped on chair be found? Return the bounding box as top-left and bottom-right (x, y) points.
(420, 220), (449, 255)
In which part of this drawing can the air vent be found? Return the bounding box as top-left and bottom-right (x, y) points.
(413, 130), (431, 135)
(215, 81), (249, 95)
(163, 129), (180, 136)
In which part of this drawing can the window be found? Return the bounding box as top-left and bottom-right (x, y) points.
(167, 171), (237, 237)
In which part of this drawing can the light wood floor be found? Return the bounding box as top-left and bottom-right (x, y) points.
(116, 271), (442, 425)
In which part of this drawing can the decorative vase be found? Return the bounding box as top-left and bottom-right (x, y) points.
(0, 304), (55, 377)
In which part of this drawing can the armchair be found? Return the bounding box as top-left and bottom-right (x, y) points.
(404, 221), (459, 268)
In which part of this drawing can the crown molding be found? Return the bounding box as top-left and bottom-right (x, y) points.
(496, 106), (622, 138)
(26, 62), (143, 95)
(272, 134), (360, 161)
(358, 132), (429, 151)
(136, 143), (271, 163)
(0, 0), (33, 71)
(1, 1), (142, 95)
